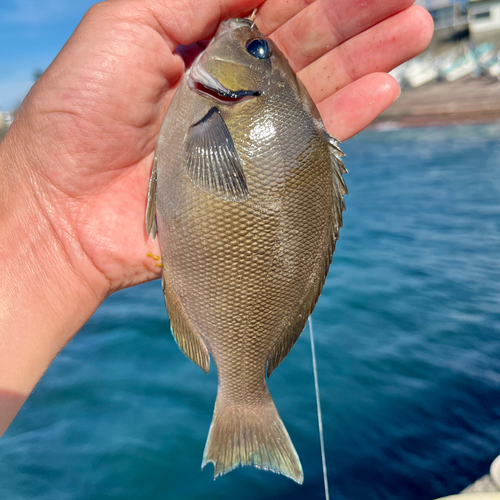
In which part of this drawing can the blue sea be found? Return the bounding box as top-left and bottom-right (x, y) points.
(2, 124), (500, 500)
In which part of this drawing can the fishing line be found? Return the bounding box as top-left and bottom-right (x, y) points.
(308, 316), (330, 500)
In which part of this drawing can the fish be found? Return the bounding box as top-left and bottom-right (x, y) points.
(146, 18), (347, 484)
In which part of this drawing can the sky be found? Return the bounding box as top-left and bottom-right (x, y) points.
(0, 0), (98, 110)
(0, 0), (447, 111)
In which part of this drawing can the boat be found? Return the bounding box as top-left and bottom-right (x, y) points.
(440, 45), (479, 81)
(404, 55), (439, 88)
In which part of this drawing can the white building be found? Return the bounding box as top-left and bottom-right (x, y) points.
(414, 0), (470, 46)
(468, 1), (500, 34)
(415, 0), (469, 31)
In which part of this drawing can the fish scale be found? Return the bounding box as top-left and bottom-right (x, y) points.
(148, 18), (346, 483)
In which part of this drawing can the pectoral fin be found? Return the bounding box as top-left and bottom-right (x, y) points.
(146, 155), (158, 238)
(186, 107), (249, 202)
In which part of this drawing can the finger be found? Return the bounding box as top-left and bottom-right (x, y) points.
(318, 73), (400, 141)
(140, 0), (261, 45)
(255, 0), (315, 36)
(299, 6), (433, 104)
(270, 0), (415, 73)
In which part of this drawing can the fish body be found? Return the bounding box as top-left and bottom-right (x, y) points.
(147, 18), (347, 483)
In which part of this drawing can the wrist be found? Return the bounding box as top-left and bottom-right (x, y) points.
(0, 125), (108, 435)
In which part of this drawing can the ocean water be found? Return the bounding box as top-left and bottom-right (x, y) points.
(1, 124), (500, 500)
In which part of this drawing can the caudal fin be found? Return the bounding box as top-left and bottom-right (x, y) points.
(201, 389), (303, 483)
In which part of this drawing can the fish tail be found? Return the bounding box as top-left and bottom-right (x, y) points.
(201, 387), (303, 483)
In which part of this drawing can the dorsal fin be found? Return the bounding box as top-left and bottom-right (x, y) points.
(267, 133), (347, 377)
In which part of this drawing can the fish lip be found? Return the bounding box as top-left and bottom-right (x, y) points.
(188, 58), (261, 102)
(192, 80), (261, 101)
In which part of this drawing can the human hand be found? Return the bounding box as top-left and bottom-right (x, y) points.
(0, 0), (433, 433)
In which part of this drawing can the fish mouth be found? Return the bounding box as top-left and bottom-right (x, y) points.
(188, 59), (260, 103)
(193, 81), (260, 102)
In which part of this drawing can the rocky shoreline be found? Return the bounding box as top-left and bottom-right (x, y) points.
(372, 76), (500, 129)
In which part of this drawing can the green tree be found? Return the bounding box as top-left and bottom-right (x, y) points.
(33, 68), (43, 81)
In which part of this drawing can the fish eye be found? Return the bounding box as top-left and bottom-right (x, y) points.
(246, 38), (271, 59)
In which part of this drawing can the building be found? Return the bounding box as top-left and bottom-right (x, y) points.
(415, 0), (470, 44)
(416, 0), (500, 42)
(416, 0), (469, 29)
(468, 0), (500, 35)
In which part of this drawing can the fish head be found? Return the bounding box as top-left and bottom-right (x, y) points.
(188, 19), (286, 105)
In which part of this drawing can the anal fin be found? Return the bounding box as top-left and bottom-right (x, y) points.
(162, 275), (210, 373)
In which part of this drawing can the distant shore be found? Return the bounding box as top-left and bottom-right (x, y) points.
(2, 77), (498, 138)
(372, 77), (500, 129)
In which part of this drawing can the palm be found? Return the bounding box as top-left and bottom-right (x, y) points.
(20, 0), (432, 293)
